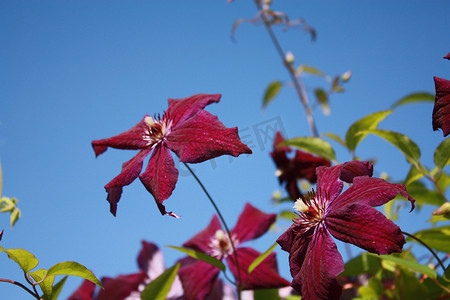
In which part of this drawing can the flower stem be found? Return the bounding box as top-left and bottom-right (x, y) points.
(402, 231), (446, 271)
(182, 162), (243, 299)
(0, 278), (40, 299)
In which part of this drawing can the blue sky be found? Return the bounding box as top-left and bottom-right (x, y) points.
(1, 1), (449, 298)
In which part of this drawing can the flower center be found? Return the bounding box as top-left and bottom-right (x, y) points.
(144, 115), (171, 145)
(208, 230), (238, 259)
(293, 189), (326, 227)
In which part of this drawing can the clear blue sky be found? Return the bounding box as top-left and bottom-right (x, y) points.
(1, 1), (449, 298)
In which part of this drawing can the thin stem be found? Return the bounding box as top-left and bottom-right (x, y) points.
(183, 162), (243, 300)
(0, 278), (40, 299)
(402, 231), (446, 271)
(256, 3), (319, 137)
(24, 272), (40, 298)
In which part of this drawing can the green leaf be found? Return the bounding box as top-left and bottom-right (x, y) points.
(253, 288), (280, 300)
(0, 197), (15, 212)
(342, 252), (381, 276)
(315, 88), (330, 115)
(367, 253), (436, 279)
(278, 210), (295, 221)
(345, 110), (393, 151)
(444, 263), (450, 282)
(434, 138), (450, 169)
(404, 164), (426, 186)
(51, 276), (68, 300)
(166, 246), (225, 271)
(47, 261), (102, 288)
(248, 242), (278, 274)
(0, 247), (39, 272)
(402, 181), (445, 207)
(436, 172), (450, 193)
(358, 277), (383, 299)
(141, 263), (180, 300)
(408, 226), (450, 253)
(361, 129), (421, 164)
(391, 92), (434, 108)
(10, 207), (21, 227)
(297, 64), (326, 77)
(281, 137), (336, 161)
(30, 269), (54, 300)
(283, 296), (301, 300)
(262, 81), (283, 109)
(322, 132), (346, 148)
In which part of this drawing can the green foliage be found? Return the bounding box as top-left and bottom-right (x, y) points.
(409, 226), (450, 253)
(263, 81), (283, 109)
(248, 242), (278, 274)
(47, 261), (102, 288)
(253, 288), (280, 300)
(280, 137), (336, 161)
(141, 263), (180, 300)
(367, 253), (436, 279)
(297, 64), (326, 77)
(434, 137), (450, 169)
(167, 245), (226, 271)
(0, 247), (39, 273)
(358, 276), (383, 299)
(444, 263), (450, 282)
(391, 92), (434, 108)
(342, 252), (381, 276)
(314, 88), (329, 115)
(403, 181), (446, 207)
(0, 197), (21, 227)
(50, 276), (68, 300)
(30, 269), (54, 299)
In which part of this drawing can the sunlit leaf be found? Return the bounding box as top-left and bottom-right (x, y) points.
(345, 110), (393, 151)
(30, 269), (54, 299)
(0, 197), (15, 212)
(358, 277), (383, 299)
(436, 172), (450, 193)
(428, 214), (450, 224)
(281, 137), (336, 161)
(254, 288), (280, 300)
(342, 252), (381, 276)
(278, 210), (294, 221)
(10, 207), (21, 227)
(408, 226), (450, 253)
(248, 242), (278, 274)
(141, 263), (180, 300)
(434, 138), (450, 169)
(0, 247), (39, 273)
(51, 276), (68, 300)
(361, 129), (421, 164)
(404, 164), (426, 186)
(391, 92), (434, 108)
(297, 64), (326, 77)
(47, 261), (102, 288)
(262, 81), (283, 109)
(444, 263), (450, 282)
(367, 253), (436, 279)
(166, 246), (225, 271)
(399, 181), (445, 207)
(322, 132), (346, 148)
(315, 88), (329, 115)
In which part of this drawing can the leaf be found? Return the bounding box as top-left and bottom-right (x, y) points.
(280, 137), (336, 161)
(10, 207), (21, 227)
(345, 110), (393, 151)
(51, 276), (68, 300)
(166, 246), (225, 271)
(248, 242), (278, 274)
(30, 269), (54, 300)
(253, 288), (280, 300)
(367, 253), (436, 279)
(315, 88), (330, 115)
(297, 64), (326, 77)
(0, 247), (39, 273)
(444, 263), (450, 282)
(408, 226), (450, 253)
(141, 263), (180, 300)
(400, 181), (445, 207)
(358, 277), (383, 299)
(361, 129), (421, 164)
(404, 164), (426, 186)
(262, 81), (283, 109)
(434, 138), (450, 169)
(278, 210), (295, 221)
(342, 252), (381, 276)
(47, 261), (102, 288)
(391, 92), (434, 108)
(322, 132), (346, 148)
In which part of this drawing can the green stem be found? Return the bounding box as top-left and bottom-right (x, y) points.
(0, 278), (40, 299)
(402, 231), (446, 271)
(183, 162), (243, 300)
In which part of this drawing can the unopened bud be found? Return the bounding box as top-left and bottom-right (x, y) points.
(342, 70), (352, 82)
(285, 51), (295, 64)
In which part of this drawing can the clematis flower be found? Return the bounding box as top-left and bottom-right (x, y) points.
(68, 241), (183, 300)
(432, 76), (450, 137)
(178, 203), (290, 300)
(277, 161), (415, 300)
(270, 131), (331, 201)
(92, 94), (252, 217)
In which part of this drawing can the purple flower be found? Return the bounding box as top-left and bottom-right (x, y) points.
(92, 94), (252, 217)
(432, 76), (450, 137)
(270, 131), (331, 201)
(277, 161), (415, 300)
(178, 203), (290, 300)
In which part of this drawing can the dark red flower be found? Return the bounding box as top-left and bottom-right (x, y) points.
(270, 131), (331, 201)
(178, 203), (290, 300)
(277, 161), (415, 300)
(432, 76), (450, 137)
(92, 94), (252, 217)
(444, 52), (450, 60)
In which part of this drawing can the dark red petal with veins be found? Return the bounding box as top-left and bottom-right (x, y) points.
(167, 110), (252, 163)
(67, 279), (96, 300)
(139, 143), (179, 217)
(91, 115), (151, 157)
(227, 247), (290, 290)
(327, 203), (405, 254)
(96, 272), (147, 300)
(433, 77), (450, 137)
(178, 260), (221, 300)
(104, 148), (152, 216)
(293, 151), (331, 183)
(183, 215), (221, 253)
(339, 161), (373, 183)
(166, 94), (221, 128)
(329, 176), (415, 212)
(231, 203), (276, 244)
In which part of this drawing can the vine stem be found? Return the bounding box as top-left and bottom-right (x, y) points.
(0, 278), (40, 299)
(255, 1), (319, 138)
(182, 162), (243, 300)
(402, 231), (446, 271)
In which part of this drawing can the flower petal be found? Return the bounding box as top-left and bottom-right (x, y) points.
(68, 279), (96, 300)
(104, 148), (152, 216)
(91, 115), (151, 157)
(139, 143), (179, 217)
(183, 215), (222, 253)
(96, 272), (148, 300)
(137, 241), (165, 279)
(166, 110), (252, 163)
(227, 247), (290, 290)
(231, 203), (276, 244)
(329, 176), (414, 212)
(166, 94), (221, 128)
(178, 259), (221, 300)
(432, 76), (450, 137)
(327, 203), (405, 255)
(206, 279), (237, 300)
(338, 160), (373, 183)
(444, 52), (450, 60)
